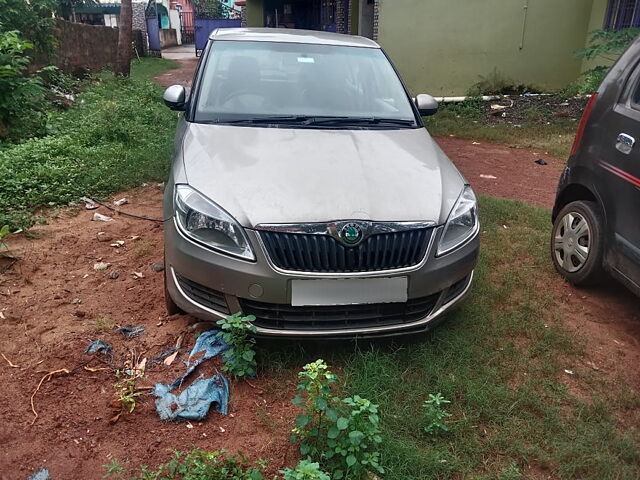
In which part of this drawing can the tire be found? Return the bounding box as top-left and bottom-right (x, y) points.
(164, 269), (184, 315)
(550, 200), (605, 286)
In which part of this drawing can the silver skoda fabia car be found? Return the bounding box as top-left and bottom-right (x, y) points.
(162, 28), (479, 337)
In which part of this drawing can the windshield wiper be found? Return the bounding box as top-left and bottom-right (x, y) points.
(211, 115), (314, 125)
(304, 116), (416, 127)
(203, 116), (416, 127)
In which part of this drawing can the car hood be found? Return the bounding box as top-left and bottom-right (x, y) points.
(180, 124), (465, 228)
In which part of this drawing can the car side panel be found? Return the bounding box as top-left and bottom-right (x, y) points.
(557, 37), (640, 293)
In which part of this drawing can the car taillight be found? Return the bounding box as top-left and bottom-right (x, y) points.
(570, 93), (598, 157)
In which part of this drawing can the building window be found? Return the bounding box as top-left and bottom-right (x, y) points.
(604, 0), (640, 30)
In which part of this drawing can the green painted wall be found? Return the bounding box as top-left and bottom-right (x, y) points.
(246, 0), (264, 27)
(377, 0), (599, 96)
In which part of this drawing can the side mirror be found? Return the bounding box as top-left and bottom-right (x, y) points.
(415, 94), (438, 116)
(163, 85), (186, 111)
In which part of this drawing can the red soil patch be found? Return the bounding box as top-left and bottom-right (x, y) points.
(0, 187), (298, 479)
(155, 58), (198, 88)
(437, 137), (564, 209)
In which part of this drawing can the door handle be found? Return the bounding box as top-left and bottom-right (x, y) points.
(616, 133), (635, 154)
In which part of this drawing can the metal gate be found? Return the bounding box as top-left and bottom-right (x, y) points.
(180, 10), (195, 44)
(195, 18), (241, 55)
(146, 17), (161, 56)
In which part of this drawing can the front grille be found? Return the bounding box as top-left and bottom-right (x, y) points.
(258, 228), (433, 273)
(239, 294), (440, 331)
(175, 274), (230, 314)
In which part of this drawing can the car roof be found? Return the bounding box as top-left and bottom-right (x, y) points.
(209, 28), (380, 48)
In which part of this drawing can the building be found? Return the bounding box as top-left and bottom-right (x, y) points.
(243, 0), (632, 96)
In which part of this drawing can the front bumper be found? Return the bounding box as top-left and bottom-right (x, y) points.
(165, 219), (479, 337)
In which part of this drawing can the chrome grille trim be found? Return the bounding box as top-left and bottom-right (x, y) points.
(254, 221), (438, 274)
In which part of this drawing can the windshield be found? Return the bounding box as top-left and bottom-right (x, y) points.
(193, 40), (418, 127)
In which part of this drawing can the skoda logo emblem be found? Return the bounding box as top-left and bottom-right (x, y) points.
(340, 223), (364, 246)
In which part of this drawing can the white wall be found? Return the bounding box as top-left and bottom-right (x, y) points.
(169, 9), (182, 45)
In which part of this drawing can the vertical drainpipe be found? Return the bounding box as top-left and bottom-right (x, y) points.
(519, 0), (529, 50)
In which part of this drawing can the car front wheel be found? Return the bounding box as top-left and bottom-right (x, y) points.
(551, 200), (604, 286)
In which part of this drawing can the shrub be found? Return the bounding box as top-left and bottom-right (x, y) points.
(441, 92), (485, 119)
(291, 360), (384, 480)
(0, 75), (176, 229)
(576, 28), (640, 63)
(0, 31), (46, 139)
(564, 28), (640, 96)
(0, 0), (55, 54)
(217, 313), (258, 378)
(280, 460), (330, 480)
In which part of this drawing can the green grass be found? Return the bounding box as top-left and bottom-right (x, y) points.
(336, 196), (639, 480)
(424, 107), (578, 158)
(0, 58), (178, 228)
(130, 57), (179, 82)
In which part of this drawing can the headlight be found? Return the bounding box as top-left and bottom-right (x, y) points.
(174, 185), (255, 261)
(437, 185), (479, 256)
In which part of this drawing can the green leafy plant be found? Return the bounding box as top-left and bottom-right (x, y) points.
(0, 0), (55, 54)
(0, 69), (177, 229)
(104, 449), (265, 480)
(281, 460), (330, 480)
(103, 459), (126, 478)
(291, 360), (384, 480)
(443, 91), (485, 119)
(113, 367), (144, 414)
(576, 28), (640, 62)
(194, 0), (229, 19)
(217, 312), (258, 378)
(565, 28), (640, 97)
(0, 30), (46, 139)
(422, 393), (452, 437)
(0, 225), (11, 254)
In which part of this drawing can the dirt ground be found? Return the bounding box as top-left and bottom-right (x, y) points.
(436, 137), (564, 209)
(0, 59), (637, 480)
(0, 187), (299, 479)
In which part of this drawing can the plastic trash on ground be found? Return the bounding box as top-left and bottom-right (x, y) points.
(84, 340), (112, 355)
(155, 374), (229, 420)
(154, 330), (230, 421)
(29, 468), (50, 480)
(118, 325), (144, 338)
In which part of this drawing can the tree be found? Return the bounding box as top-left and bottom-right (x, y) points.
(115, 0), (132, 76)
(0, 0), (55, 54)
(195, 0), (226, 18)
(55, 0), (98, 21)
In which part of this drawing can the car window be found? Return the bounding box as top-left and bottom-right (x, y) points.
(193, 40), (416, 123)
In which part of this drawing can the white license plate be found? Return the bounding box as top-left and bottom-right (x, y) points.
(291, 277), (408, 307)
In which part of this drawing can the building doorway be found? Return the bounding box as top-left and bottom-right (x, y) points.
(263, 0), (338, 32)
(359, 0), (374, 39)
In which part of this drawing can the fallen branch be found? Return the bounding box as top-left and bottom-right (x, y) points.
(1, 352), (19, 368)
(30, 369), (70, 425)
(244, 378), (264, 394)
(83, 365), (110, 372)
